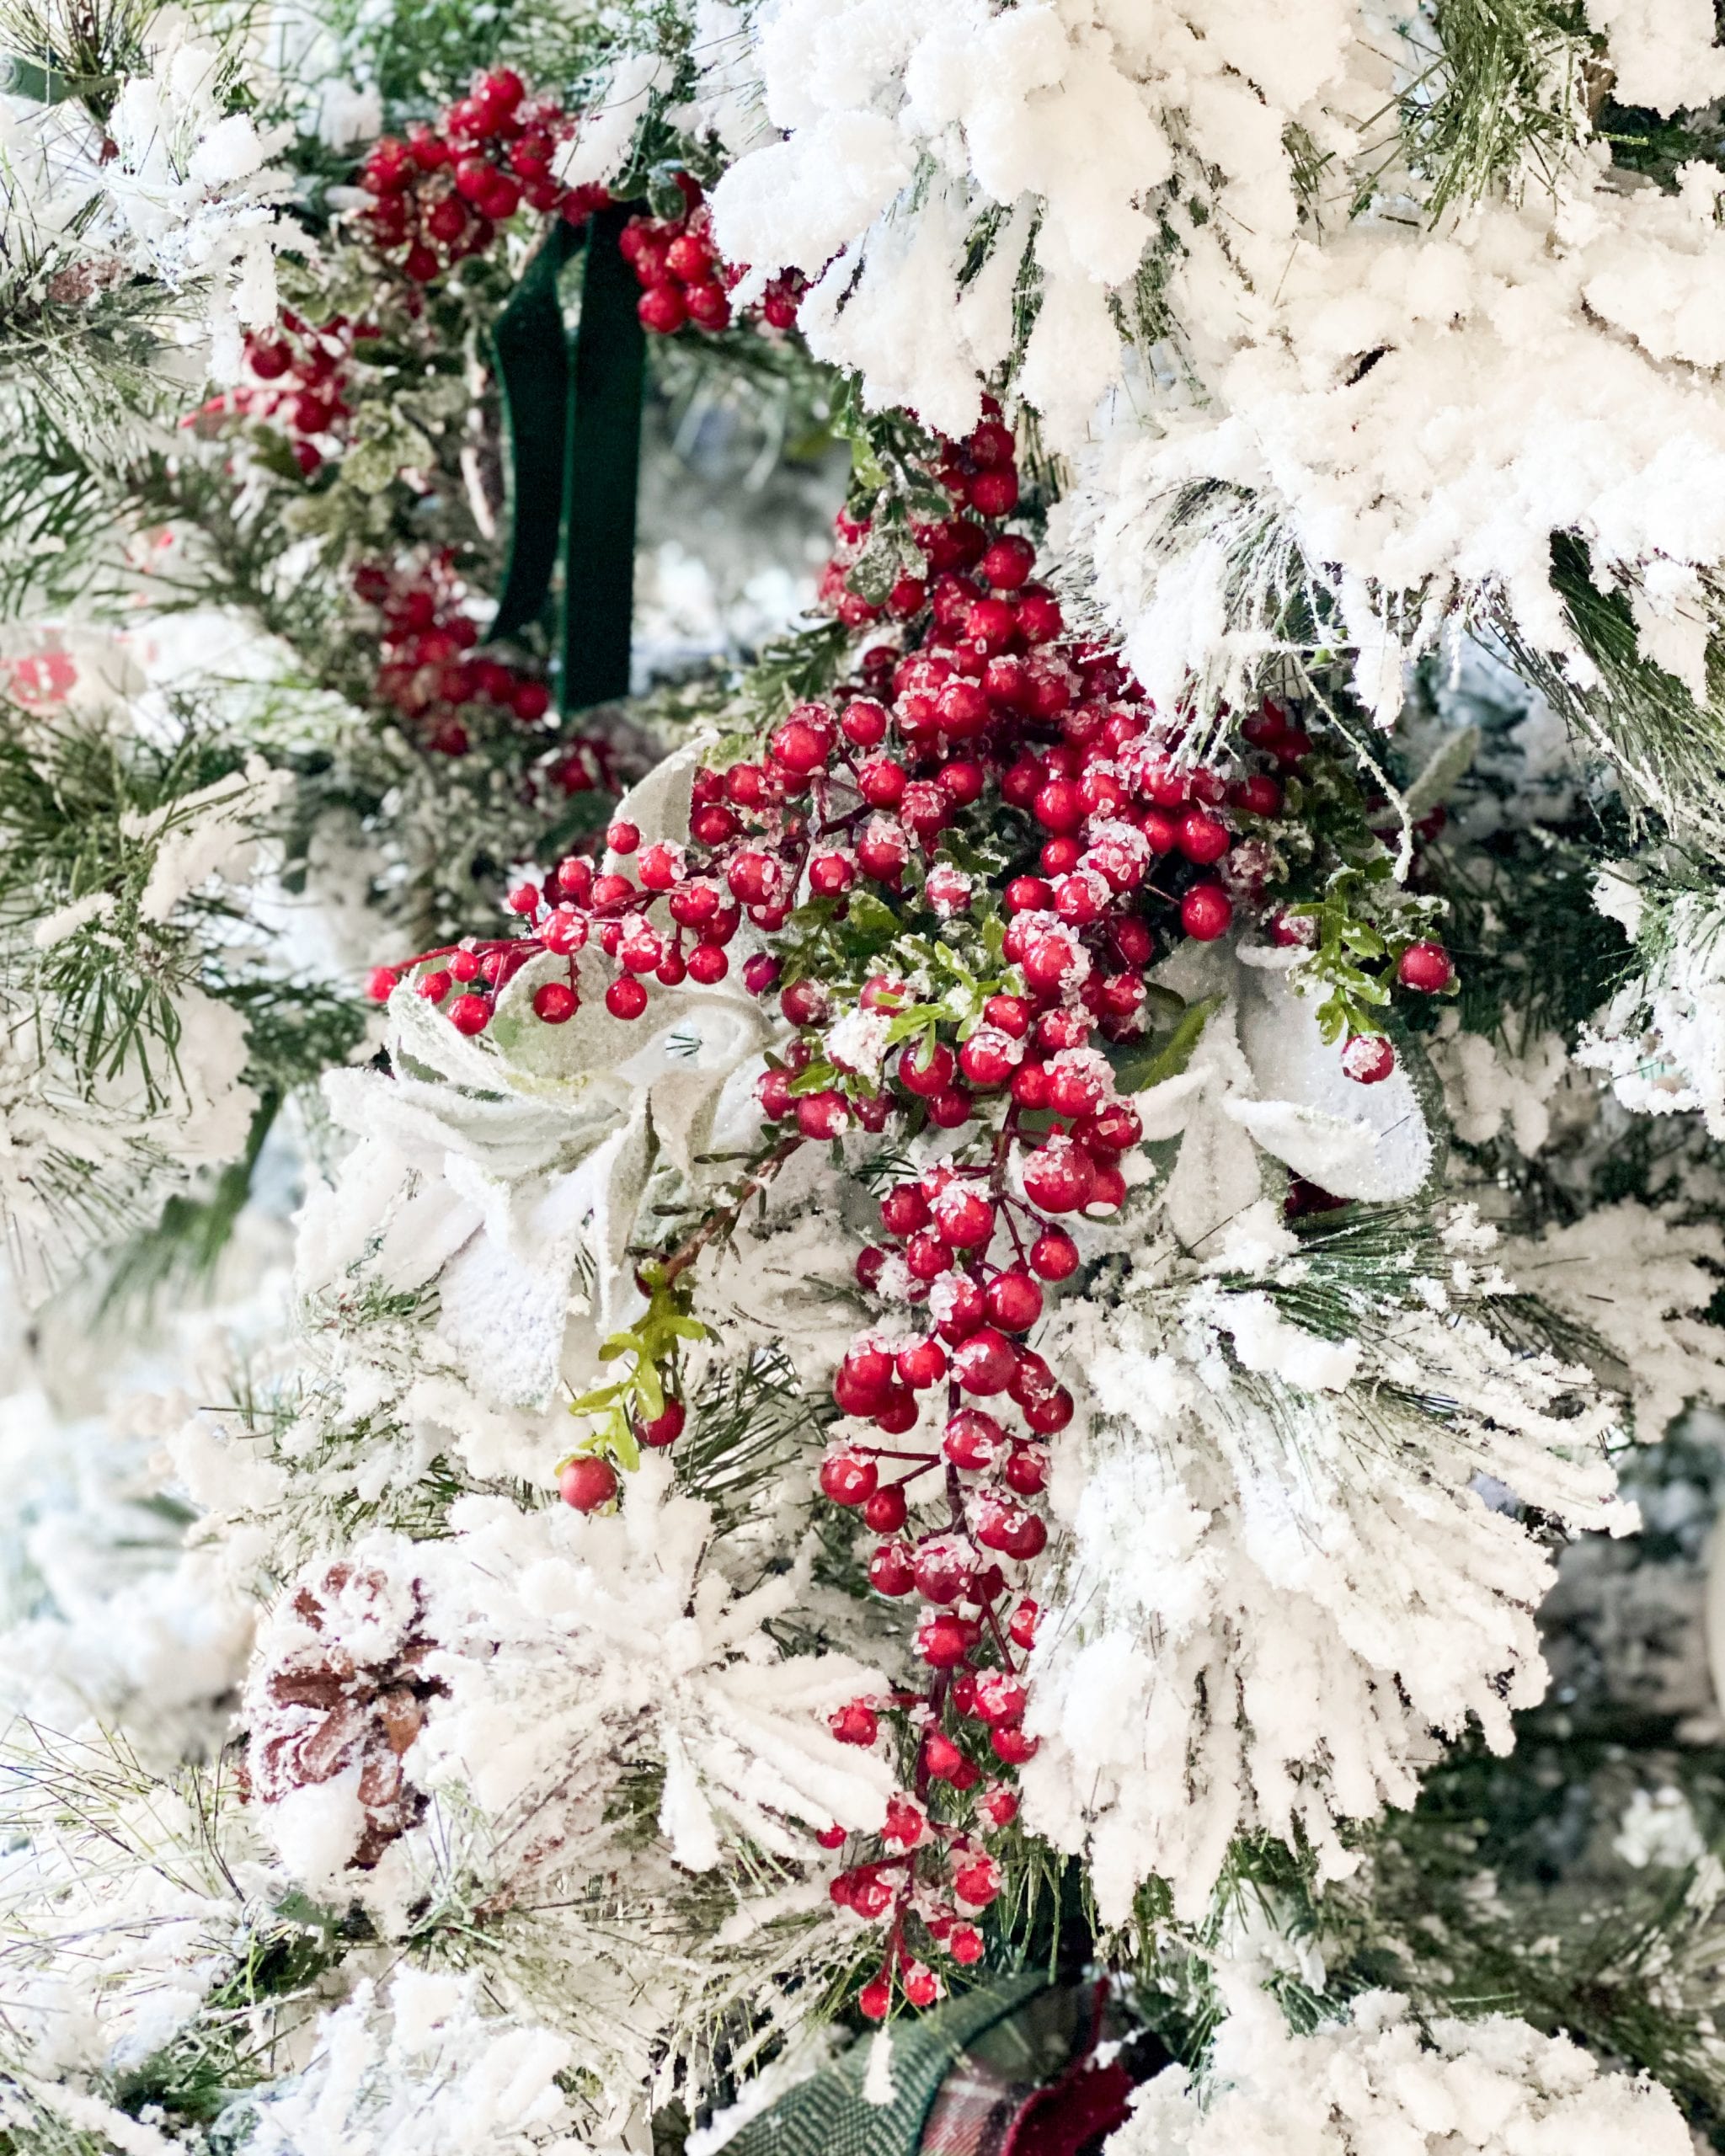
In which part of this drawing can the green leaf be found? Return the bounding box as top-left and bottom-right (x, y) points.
(844, 892), (901, 947)
(1108, 997), (1220, 1094)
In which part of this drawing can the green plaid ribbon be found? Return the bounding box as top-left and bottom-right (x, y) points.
(722, 1976), (1049, 2156)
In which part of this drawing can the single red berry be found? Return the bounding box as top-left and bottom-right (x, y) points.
(863, 1483), (908, 1533)
(1230, 773), (1282, 817)
(449, 993), (492, 1034)
(933, 1275), (987, 1342)
(991, 1725), (1039, 1764)
(949, 1924), (985, 1966)
(928, 1089), (974, 1129)
(982, 533), (1036, 590)
(1028, 1230), (1080, 1281)
(782, 979), (828, 1026)
(1397, 939), (1453, 992)
(897, 1337), (948, 1390)
(533, 980), (577, 1024)
(605, 977), (649, 1020)
(881, 1182), (932, 1237)
(1022, 1139), (1093, 1214)
(367, 965), (400, 1003)
(932, 1185), (994, 1248)
(924, 1729), (965, 1780)
(558, 1455), (617, 1511)
(869, 1540), (916, 1594)
(1176, 810), (1231, 865)
(1008, 1596), (1039, 1649)
(1003, 1445), (1048, 1495)
(416, 969), (452, 1002)
(953, 1857), (1001, 1908)
(796, 1090), (851, 1140)
(606, 819), (640, 854)
(816, 1823), (846, 1849)
(638, 284), (687, 334)
(1180, 884), (1233, 942)
(985, 1270), (1044, 1332)
(897, 1040), (955, 1098)
(968, 467), (1018, 518)
(916, 1612), (974, 1667)
(953, 1328), (1016, 1396)
(638, 1398), (686, 1448)
(858, 1977), (891, 2020)
(1342, 1033), (1397, 1084)
(912, 1538), (970, 1604)
(902, 1962), (939, 2009)
(1015, 590), (1063, 643)
(820, 1445), (881, 1507)
(943, 1408), (1002, 1470)
(770, 707), (836, 775)
(830, 1700), (879, 1746)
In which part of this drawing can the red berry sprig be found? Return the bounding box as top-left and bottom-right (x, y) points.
(358, 69), (610, 285)
(353, 552), (555, 758)
(196, 312), (377, 476)
(622, 176), (809, 339)
(621, 176), (731, 334)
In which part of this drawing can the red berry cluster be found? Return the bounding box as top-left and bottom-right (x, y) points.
(354, 552), (553, 758)
(622, 178), (733, 334)
(358, 68), (609, 284)
(217, 313), (374, 475)
(622, 177), (809, 338)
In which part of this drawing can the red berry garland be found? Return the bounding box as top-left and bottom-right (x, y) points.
(371, 414), (1458, 2014)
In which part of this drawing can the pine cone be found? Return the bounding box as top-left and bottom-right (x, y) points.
(246, 1559), (445, 1869)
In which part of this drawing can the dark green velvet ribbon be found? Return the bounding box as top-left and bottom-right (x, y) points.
(488, 200), (646, 712)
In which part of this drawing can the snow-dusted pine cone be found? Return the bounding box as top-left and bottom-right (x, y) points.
(244, 1555), (444, 1869)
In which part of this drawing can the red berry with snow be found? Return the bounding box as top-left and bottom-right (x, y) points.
(1342, 1033), (1397, 1084)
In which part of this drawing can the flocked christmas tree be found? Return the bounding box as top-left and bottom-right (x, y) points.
(12, 1), (1725, 2151)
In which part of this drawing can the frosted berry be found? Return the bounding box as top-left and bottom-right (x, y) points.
(868, 1540), (916, 1594)
(953, 1329), (1016, 1395)
(1342, 1033), (1397, 1084)
(1397, 939), (1453, 992)
(830, 1701), (879, 1747)
(1022, 1139), (1093, 1214)
(820, 1449), (880, 1505)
